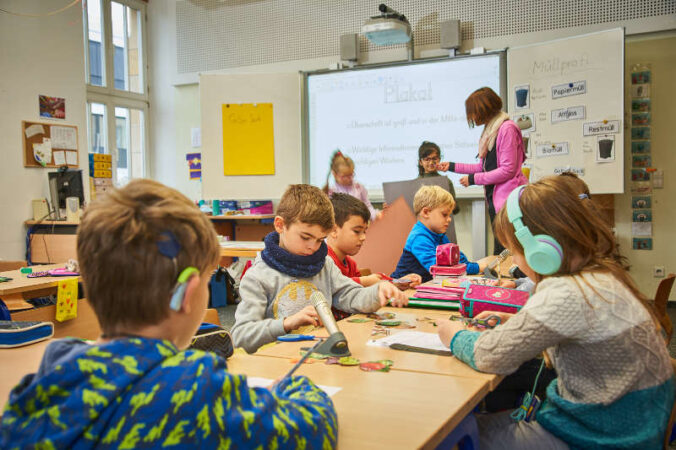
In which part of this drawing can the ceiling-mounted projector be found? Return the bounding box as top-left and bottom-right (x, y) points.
(361, 4), (411, 46)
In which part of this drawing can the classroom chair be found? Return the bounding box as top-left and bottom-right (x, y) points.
(653, 273), (675, 344)
(435, 413), (479, 450)
(202, 308), (222, 326)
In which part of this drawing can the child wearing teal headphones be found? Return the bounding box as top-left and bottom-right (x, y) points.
(437, 176), (673, 449)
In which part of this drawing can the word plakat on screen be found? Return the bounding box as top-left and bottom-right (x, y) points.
(583, 120), (620, 136)
(551, 81), (587, 99)
(536, 142), (569, 158)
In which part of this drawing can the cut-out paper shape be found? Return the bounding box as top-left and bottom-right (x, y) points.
(596, 135), (615, 163)
(514, 84), (530, 109)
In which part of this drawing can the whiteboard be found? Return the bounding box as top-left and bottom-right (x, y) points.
(507, 28), (624, 194)
(303, 53), (506, 198)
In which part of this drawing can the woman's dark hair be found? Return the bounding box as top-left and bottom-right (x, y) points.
(417, 141), (441, 176)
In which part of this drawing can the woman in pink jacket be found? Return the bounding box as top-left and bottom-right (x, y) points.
(438, 87), (527, 254)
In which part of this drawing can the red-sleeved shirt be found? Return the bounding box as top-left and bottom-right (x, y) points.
(327, 246), (362, 285)
(326, 246), (360, 321)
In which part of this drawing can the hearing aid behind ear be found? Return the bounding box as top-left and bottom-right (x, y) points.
(169, 267), (199, 311)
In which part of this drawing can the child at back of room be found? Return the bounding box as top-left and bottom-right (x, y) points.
(0, 179), (338, 448)
(323, 150), (380, 221)
(326, 193), (422, 318)
(232, 184), (407, 353)
(437, 176), (673, 449)
(391, 185), (484, 283)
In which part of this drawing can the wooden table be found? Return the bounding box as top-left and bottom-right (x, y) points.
(0, 264), (78, 311)
(255, 307), (501, 389)
(219, 241), (265, 259)
(0, 340), (50, 411)
(0, 341), (489, 449)
(227, 352), (489, 449)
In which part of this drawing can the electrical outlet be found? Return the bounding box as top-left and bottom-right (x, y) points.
(654, 266), (665, 278)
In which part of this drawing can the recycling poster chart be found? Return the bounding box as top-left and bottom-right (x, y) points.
(507, 28), (624, 193)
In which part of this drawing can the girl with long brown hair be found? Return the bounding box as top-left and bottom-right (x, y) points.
(437, 176), (672, 449)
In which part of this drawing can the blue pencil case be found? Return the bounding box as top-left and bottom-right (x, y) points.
(0, 320), (54, 348)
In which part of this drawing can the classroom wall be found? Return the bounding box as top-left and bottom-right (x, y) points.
(617, 34), (676, 299)
(0, 1), (88, 262)
(146, 3), (675, 296)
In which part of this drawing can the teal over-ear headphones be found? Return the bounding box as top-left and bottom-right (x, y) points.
(505, 186), (563, 275)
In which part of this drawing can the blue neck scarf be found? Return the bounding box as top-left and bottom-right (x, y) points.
(262, 232), (327, 278)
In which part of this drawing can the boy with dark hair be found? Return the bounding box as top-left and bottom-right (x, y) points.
(0, 179), (338, 448)
(232, 184), (407, 353)
(327, 193), (422, 287)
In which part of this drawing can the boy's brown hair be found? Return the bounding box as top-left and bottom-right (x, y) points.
(277, 184), (335, 231)
(465, 87), (503, 127)
(77, 179), (220, 332)
(330, 193), (370, 227)
(413, 185), (455, 215)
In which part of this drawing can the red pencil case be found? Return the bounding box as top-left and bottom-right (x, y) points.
(430, 264), (466, 277)
(436, 243), (459, 266)
(460, 284), (529, 318)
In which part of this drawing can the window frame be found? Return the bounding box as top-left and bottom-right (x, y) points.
(84, 0), (150, 183)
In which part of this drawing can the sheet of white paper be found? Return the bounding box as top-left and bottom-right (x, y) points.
(246, 377), (341, 397)
(25, 124), (45, 138)
(51, 126), (78, 149)
(53, 150), (66, 166)
(65, 151), (78, 165)
(367, 331), (450, 352)
(191, 127), (201, 147)
(41, 138), (53, 163)
(632, 222), (652, 236)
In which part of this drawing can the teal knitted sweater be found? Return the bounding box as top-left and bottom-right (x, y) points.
(451, 272), (674, 449)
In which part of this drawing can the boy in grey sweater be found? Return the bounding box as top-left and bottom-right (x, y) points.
(232, 184), (407, 353)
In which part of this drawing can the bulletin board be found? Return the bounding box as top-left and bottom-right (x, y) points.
(22, 120), (79, 168)
(507, 28), (624, 193)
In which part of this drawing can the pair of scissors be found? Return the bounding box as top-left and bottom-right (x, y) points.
(277, 334), (317, 342)
(451, 315), (501, 329)
(469, 315), (501, 329)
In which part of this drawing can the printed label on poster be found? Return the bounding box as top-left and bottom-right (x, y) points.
(536, 142), (569, 158)
(583, 120), (620, 136)
(554, 166), (585, 176)
(551, 81), (586, 99)
(551, 106), (586, 123)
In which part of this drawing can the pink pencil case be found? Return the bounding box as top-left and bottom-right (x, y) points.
(460, 284), (529, 318)
(436, 243), (460, 266)
(48, 268), (79, 277)
(430, 264), (466, 277)
(414, 291), (462, 301)
(415, 285), (464, 296)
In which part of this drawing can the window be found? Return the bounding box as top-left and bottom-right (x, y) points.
(84, 0), (148, 186)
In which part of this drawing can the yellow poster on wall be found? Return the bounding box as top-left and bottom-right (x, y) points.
(222, 103), (275, 175)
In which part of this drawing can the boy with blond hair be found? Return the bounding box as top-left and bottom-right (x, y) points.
(232, 184), (407, 353)
(392, 185), (484, 282)
(0, 179), (338, 448)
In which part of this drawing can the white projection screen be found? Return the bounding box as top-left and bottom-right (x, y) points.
(304, 53), (506, 198)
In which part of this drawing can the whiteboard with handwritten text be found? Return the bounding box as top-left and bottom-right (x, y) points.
(507, 28), (624, 193)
